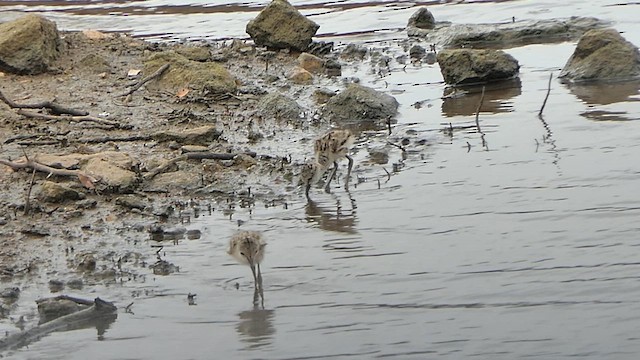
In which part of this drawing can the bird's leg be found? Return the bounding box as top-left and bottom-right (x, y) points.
(257, 263), (264, 308)
(344, 155), (353, 190)
(249, 263), (259, 290)
(324, 161), (338, 193)
(305, 182), (311, 200)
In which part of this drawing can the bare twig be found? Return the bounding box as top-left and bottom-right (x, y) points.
(0, 158), (97, 188)
(382, 167), (391, 182)
(0, 89), (88, 116)
(16, 109), (125, 128)
(386, 141), (406, 153)
(538, 72), (553, 118)
(119, 63), (170, 97)
(474, 86), (486, 133)
(24, 168), (37, 215)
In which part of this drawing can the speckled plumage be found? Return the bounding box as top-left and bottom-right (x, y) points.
(302, 129), (356, 198)
(228, 230), (266, 289)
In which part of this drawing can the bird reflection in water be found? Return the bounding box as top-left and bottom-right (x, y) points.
(235, 304), (275, 350)
(305, 191), (358, 234)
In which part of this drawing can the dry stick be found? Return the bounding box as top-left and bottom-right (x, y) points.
(0, 158), (97, 187)
(0, 89), (88, 116)
(539, 72), (553, 118)
(143, 151), (258, 180)
(119, 63), (170, 97)
(16, 109), (124, 128)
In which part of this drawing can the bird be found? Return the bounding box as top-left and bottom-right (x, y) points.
(301, 129), (355, 197)
(227, 231), (266, 290)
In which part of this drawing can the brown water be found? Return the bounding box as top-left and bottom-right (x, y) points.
(2, 1), (640, 359)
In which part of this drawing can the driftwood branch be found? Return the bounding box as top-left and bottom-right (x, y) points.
(120, 63), (170, 97)
(0, 89), (88, 116)
(539, 72), (553, 118)
(143, 151), (257, 180)
(16, 109), (125, 128)
(0, 158), (97, 188)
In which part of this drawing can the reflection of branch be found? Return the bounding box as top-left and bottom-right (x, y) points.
(474, 86), (488, 150)
(474, 86), (485, 133)
(538, 73), (553, 118)
(536, 74), (560, 166)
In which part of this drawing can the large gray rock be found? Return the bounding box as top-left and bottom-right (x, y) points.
(257, 93), (303, 121)
(437, 49), (520, 85)
(323, 84), (399, 126)
(559, 28), (640, 82)
(246, 0), (320, 51)
(0, 15), (61, 74)
(407, 8), (435, 30)
(409, 17), (609, 49)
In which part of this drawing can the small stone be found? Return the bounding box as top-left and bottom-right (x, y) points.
(115, 195), (147, 211)
(0, 287), (20, 301)
(408, 8), (436, 30)
(67, 279), (84, 290)
(297, 52), (324, 73)
(48, 279), (65, 293)
(288, 66), (313, 85)
(38, 181), (84, 203)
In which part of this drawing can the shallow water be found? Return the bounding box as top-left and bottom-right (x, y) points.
(2, 0), (640, 359)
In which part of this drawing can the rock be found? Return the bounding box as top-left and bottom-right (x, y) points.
(77, 53), (111, 74)
(409, 16), (609, 48)
(324, 59), (342, 77)
(143, 51), (236, 94)
(437, 49), (520, 85)
(288, 66), (313, 84)
(150, 259), (178, 275)
(174, 45), (210, 62)
(368, 146), (390, 164)
(0, 287), (20, 302)
(38, 181), (84, 203)
(306, 41), (334, 56)
(115, 195), (147, 210)
(0, 15), (61, 74)
(559, 28), (640, 82)
(246, 0), (320, 51)
(67, 279), (84, 290)
(234, 153), (257, 169)
(408, 8), (435, 30)
(323, 83), (399, 127)
(340, 44), (368, 60)
(48, 279), (65, 293)
(409, 45), (426, 60)
(257, 93), (303, 121)
(37, 298), (80, 323)
(77, 253), (97, 272)
(153, 125), (222, 146)
(313, 88), (336, 105)
(146, 171), (202, 192)
(297, 52), (324, 73)
(84, 156), (137, 192)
